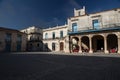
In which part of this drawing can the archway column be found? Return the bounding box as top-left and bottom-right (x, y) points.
(89, 35), (93, 53)
(104, 35), (109, 54)
(69, 36), (73, 53)
(78, 37), (82, 53)
(117, 35), (120, 54)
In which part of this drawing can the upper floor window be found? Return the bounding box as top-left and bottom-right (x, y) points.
(5, 33), (12, 42)
(52, 32), (55, 39)
(45, 33), (48, 39)
(30, 36), (33, 40)
(17, 34), (22, 42)
(92, 19), (100, 29)
(60, 31), (63, 38)
(72, 23), (78, 32)
(78, 11), (81, 16)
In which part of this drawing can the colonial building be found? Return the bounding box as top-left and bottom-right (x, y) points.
(43, 25), (69, 52)
(0, 27), (27, 52)
(21, 26), (43, 51)
(68, 6), (120, 54)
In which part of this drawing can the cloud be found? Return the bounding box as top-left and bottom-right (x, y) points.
(69, 0), (82, 8)
(62, 0), (82, 18)
(44, 18), (64, 27)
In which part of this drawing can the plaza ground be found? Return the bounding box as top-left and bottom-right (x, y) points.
(0, 52), (120, 80)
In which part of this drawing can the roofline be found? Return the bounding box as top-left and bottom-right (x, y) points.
(0, 27), (26, 34)
(69, 7), (120, 19)
(20, 26), (43, 31)
(43, 25), (68, 31)
(89, 7), (120, 15)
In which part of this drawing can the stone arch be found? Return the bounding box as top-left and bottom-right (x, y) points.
(92, 35), (104, 52)
(72, 37), (79, 44)
(81, 36), (89, 52)
(107, 34), (118, 53)
(72, 37), (79, 52)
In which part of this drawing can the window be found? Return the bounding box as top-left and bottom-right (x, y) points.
(52, 43), (55, 51)
(92, 19), (100, 29)
(5, 33), (11, 42)
(17, 34), (22, 51)
(37, 43), (39, 47)
(78, 11), (81, 16)
(17, 34), (22, 42)
(52, 32), (55, 39)
(72, 23), (78, 32)
(5, 33), (11, 51)
(60, 31), (63, 38)
(30, 36), (32, 40)
(45, 33), (48, 39)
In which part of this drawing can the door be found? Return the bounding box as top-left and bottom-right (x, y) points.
(60, 42), (64, 51)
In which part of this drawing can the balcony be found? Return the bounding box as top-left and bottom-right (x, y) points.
(28, 39), (42, 42)
(27, 29), (42, 35)
(43, 37), (65, 41)
(68, 23), (120, 35)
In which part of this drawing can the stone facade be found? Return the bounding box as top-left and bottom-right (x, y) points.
(43, 25), (69, 52)
(68, 6), (120, 54)
(21, 26), (43, 51)
(18, 7), (120, 54)
(0, 27), (27, 52)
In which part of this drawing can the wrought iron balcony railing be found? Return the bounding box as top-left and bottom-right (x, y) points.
(43, 37), (65, 40)
(68, 23), (120, 33)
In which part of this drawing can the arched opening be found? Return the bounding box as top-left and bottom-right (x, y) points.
(81, 36), (89, 52)
(107, 34), (118, 53)
(60, 42), (64, 51)
(72, 37), (79, 52)
(52, 43), (56, 51)
(92, 35), (104, 52)
(45, 33), (48, 39)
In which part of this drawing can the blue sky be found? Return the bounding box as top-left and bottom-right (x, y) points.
(0, 0), (120, 30)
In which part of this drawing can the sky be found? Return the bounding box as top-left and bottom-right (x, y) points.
(0, 0), (120, 30)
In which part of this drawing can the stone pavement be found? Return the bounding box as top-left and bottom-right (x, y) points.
(1, 52), (120, 80)
(14, 51), (120, 57)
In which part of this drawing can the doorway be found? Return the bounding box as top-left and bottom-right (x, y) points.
(92, 35), (104, 52)
(60, 42), (64, 51)
(97, 39), (104, 51)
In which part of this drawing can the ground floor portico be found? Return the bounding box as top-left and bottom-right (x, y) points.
(69, 31), (120, 54)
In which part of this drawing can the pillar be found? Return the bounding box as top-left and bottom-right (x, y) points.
(78, 37), (82, 53)
(104, 35), (109, 54)
(117, 36), (120, 54)
(69, 36), (73, 53)
(89, 35), (93, 53)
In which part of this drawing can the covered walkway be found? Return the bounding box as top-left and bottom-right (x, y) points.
(69, 29), (120, 54)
